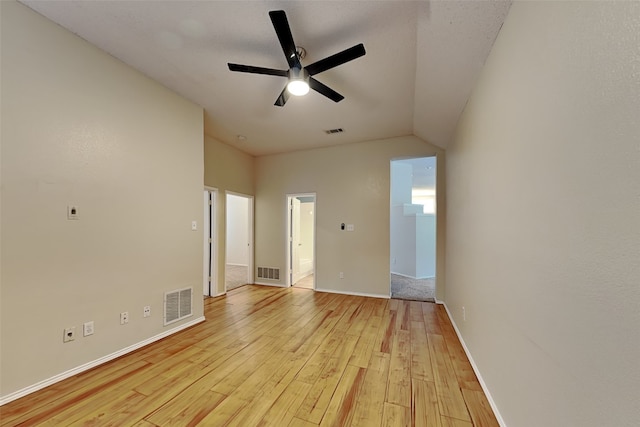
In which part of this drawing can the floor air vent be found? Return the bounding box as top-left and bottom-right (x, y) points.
(257, 267), (280, 280)
(164, 287), (193, 326)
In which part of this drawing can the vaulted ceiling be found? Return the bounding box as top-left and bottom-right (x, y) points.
(21, 0), (511, 156)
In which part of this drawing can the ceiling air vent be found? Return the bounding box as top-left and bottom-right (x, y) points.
(325, 128), (344, 135)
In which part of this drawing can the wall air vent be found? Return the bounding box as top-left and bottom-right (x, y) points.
(324, 128), (344, 135)
(257, 267), (280, 280)
(164, 287), (193, 326)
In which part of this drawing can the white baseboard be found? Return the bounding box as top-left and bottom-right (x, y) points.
(252, 281), (287, 288)
(0, 316), (206, 406)
(315, 287), (390, 299)
(440, 303), (507, 427)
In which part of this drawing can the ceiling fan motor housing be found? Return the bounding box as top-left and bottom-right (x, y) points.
(296, 46), (307, 60)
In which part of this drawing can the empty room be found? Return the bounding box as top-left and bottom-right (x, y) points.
(1, 1), (638, 426)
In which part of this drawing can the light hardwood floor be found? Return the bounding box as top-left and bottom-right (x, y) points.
(0, 285), (498, 426)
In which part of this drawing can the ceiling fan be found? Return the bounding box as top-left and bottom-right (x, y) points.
(227, 10), (366, 107)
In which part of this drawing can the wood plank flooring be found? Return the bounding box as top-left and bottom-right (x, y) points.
(0, 285), (498, 426)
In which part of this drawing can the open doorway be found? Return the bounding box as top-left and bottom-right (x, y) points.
(203, 188), (218, 297)
(390, 157), (436, 301)
(225, 192), (254, 291)
(286, 194), (316, 289)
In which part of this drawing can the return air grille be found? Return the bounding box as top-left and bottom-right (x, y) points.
(164, 287), (193, 326)
(257, 267), (280, 280)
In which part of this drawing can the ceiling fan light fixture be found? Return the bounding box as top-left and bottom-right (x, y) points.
(287, 79), (309, 96)
(287, 67), (309, 96)
(227, 11), (365, 106)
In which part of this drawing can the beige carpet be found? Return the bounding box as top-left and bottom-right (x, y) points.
(390, 274), (435, 302)
(225, 264), (249, 291)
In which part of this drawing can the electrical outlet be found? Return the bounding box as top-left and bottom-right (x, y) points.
(462, 306), (466, 322)
(143, 306), (151, 318)
(339, 272), (344, 279)
(120, 311), (129, 325)
(67, 205), (79, 220)
(346, 224), (355, 232)
(63, 327), (76, 343)
(83, 321), (94, 336)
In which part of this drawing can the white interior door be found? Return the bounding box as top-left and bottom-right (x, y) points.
(291, 197), (301, 284)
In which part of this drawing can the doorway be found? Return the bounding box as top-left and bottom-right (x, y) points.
(225, 192), (254, 291)
(286, 194), (316, 289)
(203, 188), (218, 297)
(390, 157), (437, 301)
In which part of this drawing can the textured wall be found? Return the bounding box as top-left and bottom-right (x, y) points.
(255, 136), (445, 299)
(446, 2), (640, 425)
(1, 1), (204, 398)
(203, 135), (255, 295)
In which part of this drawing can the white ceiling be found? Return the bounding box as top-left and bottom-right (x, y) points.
(20, 0), (511, 157)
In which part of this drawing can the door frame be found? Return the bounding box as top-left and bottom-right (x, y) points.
(203, 187), (219, 297)
(389, 155), (438, 298)
(286, 193), (316, 288)
(225, 191), (254, 290)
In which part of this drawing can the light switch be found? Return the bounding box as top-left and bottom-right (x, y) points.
(191, 220), (197, 231)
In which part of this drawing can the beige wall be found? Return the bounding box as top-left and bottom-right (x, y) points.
(255, 136), (445, 299)
(446, 2), (640, 426)
(203, 135), (255, 295)
(1, 1), (204, 399)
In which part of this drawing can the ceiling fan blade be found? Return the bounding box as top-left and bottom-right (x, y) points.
(274, 86), (290, 107)
(305, 43), (366, 76)
(309, 78), (344, 103)
(269, 10), (302, 70)
(228, 63), (288, 77)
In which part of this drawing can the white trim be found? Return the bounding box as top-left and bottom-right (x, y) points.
(203, 189), (209, 296)
(226, 263), (249, 267)
(0, 316), (205, 406)
(315, 287), (390, 299)
(253, 281), (287, 288)
(203, 187), (218, 297)
(440, 303), (507, 427)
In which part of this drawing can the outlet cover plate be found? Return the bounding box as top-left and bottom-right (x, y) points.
(63, 327), (76, 343)
(67, 205), (79, 220)
(83, 321), (94, 336)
